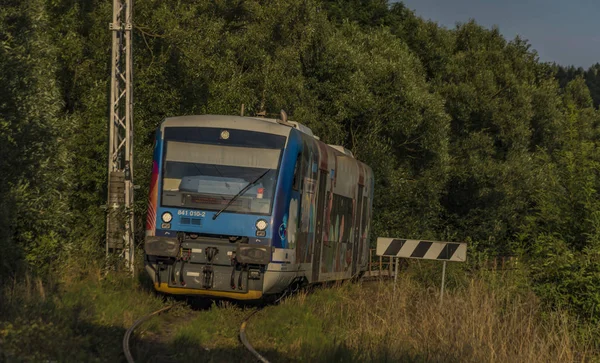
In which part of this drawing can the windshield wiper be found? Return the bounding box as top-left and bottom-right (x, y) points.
(212, 169), (270, 220)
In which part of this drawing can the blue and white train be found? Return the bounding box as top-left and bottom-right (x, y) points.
(144, 114), (374, 300)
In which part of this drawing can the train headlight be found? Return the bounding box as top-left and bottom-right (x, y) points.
(161, 212), (173, 223)
(255, 219), (268, 231)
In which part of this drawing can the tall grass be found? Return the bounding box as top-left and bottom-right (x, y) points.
(1, 260), (597, 362)
(0, 266), (170, 362)
(247, 266), (595, 362)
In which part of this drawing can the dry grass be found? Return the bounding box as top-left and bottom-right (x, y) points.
(1, 262), (597, 362)
(248, 267), (595, 363)
(342, 280), (583, 362)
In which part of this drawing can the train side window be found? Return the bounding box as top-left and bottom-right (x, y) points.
(292, 153), (301, 190)
(361, 196), (369, 237)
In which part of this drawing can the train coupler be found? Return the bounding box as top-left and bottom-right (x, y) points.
(202, 265), (214, 289)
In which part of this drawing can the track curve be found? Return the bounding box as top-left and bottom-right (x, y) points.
(123, 304), (178, 363)
(239, 309), (270, 363)
(124, 277), (383, 362)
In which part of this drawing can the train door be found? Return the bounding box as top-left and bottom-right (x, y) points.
(312, 169), (328, 282)
(352, 185), (364, 276)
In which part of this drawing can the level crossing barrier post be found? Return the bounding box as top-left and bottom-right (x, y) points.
(440, 260), (447, 304)
(393, 257), (399, 291)
(376, 238), (467, 303)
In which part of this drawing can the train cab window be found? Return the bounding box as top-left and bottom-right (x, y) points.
(160, 128), (285, 215)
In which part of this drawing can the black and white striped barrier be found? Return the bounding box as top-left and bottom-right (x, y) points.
(376, 238), (467, 302)
(376, 238), (467, 262)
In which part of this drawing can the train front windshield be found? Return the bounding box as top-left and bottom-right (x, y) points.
(160, 127), (285, 215)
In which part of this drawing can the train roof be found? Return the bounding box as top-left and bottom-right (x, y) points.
(161, 114), (356, 159)
(161, 115), (316, 138)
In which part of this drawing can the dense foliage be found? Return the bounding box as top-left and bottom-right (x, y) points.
(554, 63), (600, 108)
(1, 0), (599, 323)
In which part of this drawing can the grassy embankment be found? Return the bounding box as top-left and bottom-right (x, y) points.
(1, 260), (597, 362)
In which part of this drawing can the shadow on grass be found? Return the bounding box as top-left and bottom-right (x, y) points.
(133, 338), (467, 363)
(134, 336), (286, 363)
(0, 317), (130, 362)
(259, 343), (468, 363)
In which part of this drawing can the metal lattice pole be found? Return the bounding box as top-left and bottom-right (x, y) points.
(107, 0), (134, 273)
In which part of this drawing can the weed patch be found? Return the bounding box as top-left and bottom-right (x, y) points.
(0, 270), (170, 362)
(244, 271), (595, 363)
(1, 266), (597, 362)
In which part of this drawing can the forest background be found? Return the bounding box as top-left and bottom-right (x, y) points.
(2, 0), (600, 351)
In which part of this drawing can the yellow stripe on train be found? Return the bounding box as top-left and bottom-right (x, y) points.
(154, 283), (263, 300)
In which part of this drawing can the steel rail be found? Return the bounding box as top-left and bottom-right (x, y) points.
(124, 273), (384, 363)
(123, 304), (177, 363)
(239, 309), (270, 363)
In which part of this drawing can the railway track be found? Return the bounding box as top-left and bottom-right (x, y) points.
(239, 309), (270, 363)
(123, 274), (391, 362)
(123, 304), (179, 363)
(123, 303), (269, 363)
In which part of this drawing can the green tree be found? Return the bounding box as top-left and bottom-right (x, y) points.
(0, 0), (69, 276)
(553, 63), (600, 108)
(524, 78), (600, 321)
(300, 21), (450, 238)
